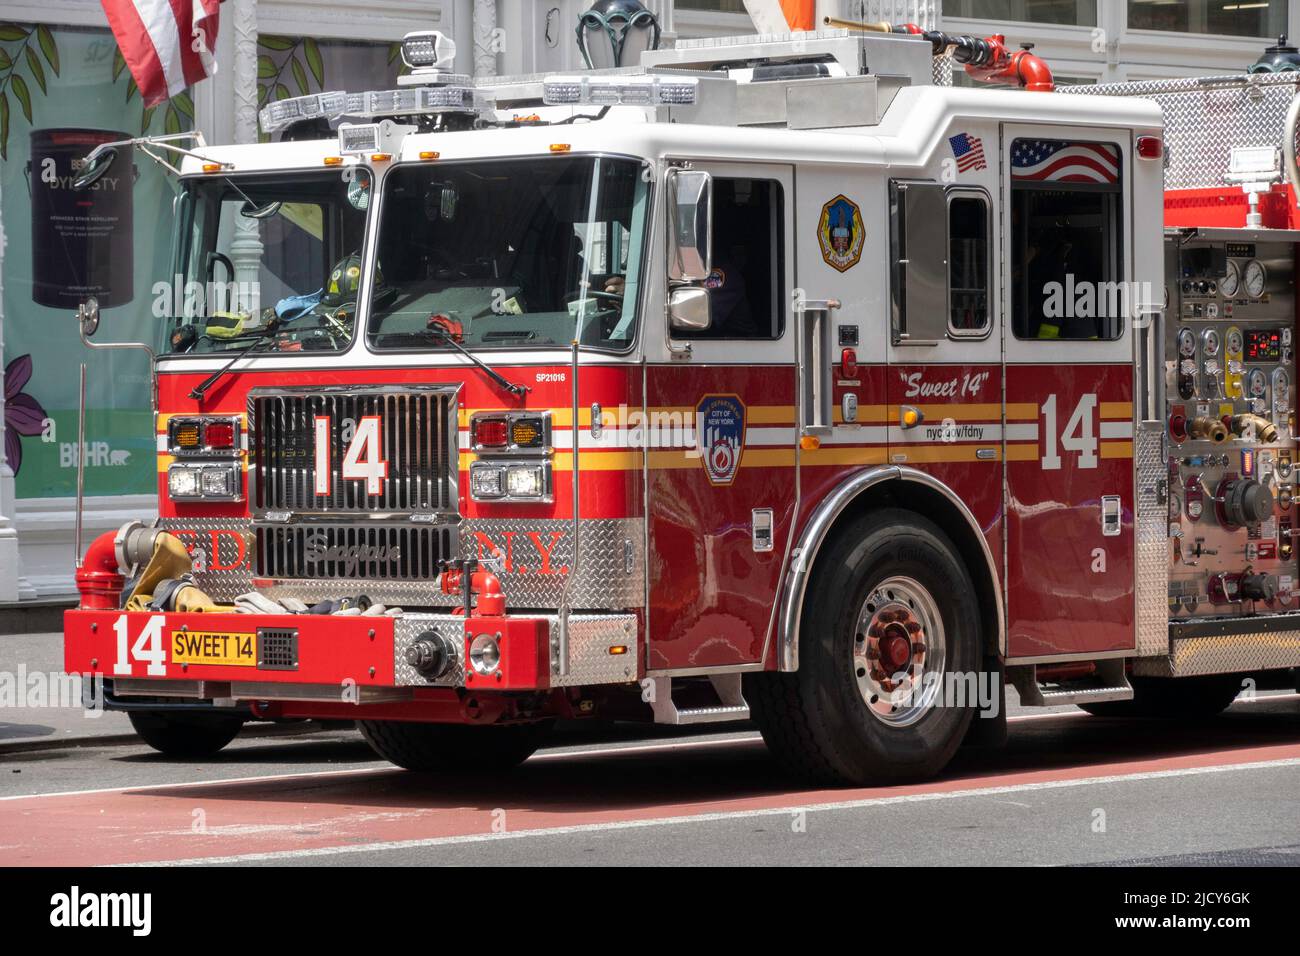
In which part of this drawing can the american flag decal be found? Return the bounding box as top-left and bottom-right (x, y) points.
(949, 132), (987, 172)
(1012, 139), (1120, 184)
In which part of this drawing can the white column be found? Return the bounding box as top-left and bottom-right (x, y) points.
(0, 179), (37, 602)
(473, 0), (499, 78)
(227, 0), (264, 310)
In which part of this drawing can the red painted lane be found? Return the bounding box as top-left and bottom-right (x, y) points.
(3, 721), (1300, 866)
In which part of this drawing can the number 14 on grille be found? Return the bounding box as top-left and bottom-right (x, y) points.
(313, 415), (389, 496)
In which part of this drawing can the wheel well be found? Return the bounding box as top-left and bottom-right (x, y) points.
(811, 479), (1002, 658)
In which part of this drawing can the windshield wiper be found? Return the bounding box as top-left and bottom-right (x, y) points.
(188, 315), (289, 401)
(425, 324), (529, 397)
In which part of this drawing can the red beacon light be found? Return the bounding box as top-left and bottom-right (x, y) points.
(841, 348), (859, 378)
(203, 420), (236, 449)
(473, 417), (510, 448)
(1137, 135), (1163, 160)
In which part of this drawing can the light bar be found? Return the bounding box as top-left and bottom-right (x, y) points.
(258, 91), (349, 134)
(259, 83), (493, 135)
(542, 75), (698, 107)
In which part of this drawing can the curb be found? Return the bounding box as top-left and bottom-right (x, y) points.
(0, 601), (75, 636)
(0, 719), (356, 756)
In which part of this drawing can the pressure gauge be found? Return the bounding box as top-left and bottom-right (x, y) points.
(1202, 327), (1221, 357)
(1221, 259), (1240, 298)
(1226, 327), (1244, 356)
(1178, 327), (1197, 358)
(1248, 367), (1268, 399)
(1245, 259), (1267, 298)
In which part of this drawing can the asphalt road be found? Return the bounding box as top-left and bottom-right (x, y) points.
(1, 693), (1298, 866)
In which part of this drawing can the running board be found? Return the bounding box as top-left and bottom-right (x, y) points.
(1009, 659), (1134, 707)
(649, 674), (751, 725)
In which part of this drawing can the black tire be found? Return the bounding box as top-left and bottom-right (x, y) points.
(128, 711), (244, 758)
(1078, 674), (1244, 719)
(747, 508), (982, 785)
(358, 719), (553, 772)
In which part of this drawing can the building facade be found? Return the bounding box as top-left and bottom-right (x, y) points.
(0, 0), (1288, 603)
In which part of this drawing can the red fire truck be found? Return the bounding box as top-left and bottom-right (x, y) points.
(61, 23), (1300, 784)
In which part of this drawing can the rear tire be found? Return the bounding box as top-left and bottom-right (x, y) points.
(129, 711), (244, 758)
(358, 719), (553, 772)
(1078, 674), (1244, 719)
(748, 508), (982, 785)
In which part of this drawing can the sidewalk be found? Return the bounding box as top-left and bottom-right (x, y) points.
(0, 630), (135, 750)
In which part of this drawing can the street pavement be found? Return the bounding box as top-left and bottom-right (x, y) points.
(0, 629), (1296, 865)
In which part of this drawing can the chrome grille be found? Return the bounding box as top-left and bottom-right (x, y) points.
(255, 524), (454, 582)
(249, 386), (458, 517)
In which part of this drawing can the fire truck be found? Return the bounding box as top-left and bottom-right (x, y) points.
(60, 22), (1300, 784)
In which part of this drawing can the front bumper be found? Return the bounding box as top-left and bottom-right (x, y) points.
(64, 608), (639, 705)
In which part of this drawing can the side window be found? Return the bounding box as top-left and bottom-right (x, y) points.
(1010, 138), (1124, 341)
(681, 177), (784, 340)
(948, 194), (990, 336)
(890, 181), (992, 342)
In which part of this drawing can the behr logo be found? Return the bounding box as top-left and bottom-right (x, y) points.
(49, 885), (152, 936)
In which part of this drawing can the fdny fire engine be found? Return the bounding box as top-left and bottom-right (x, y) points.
(60, 21), (1300, 784)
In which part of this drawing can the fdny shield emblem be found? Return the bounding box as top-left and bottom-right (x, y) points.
(817, 194), (865, 272)
(697, 394), (746, 486)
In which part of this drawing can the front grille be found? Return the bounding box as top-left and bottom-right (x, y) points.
(255, 523), (455, 581)
(250, 387), (457, 517)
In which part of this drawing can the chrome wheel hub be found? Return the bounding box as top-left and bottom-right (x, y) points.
(852, 576), (947, 727)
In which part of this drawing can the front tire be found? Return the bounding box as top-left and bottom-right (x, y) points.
(358, 719), (553, 772)
(748, 508), (982, 785)
(1078, 674), (1244, 719)
(129, 711), (244, 758)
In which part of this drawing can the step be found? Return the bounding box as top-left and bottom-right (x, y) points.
(649, 674), (750, 725)
(1011, 658), (1134, 707)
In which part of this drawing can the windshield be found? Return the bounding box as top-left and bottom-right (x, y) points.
(367, 155), (648, 352)
(164, 169), (370, 355)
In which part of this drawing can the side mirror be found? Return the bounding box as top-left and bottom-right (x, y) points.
(241, 200), (283, 219)
(666, 168), (712, 282)
(72, 147), (117, 190)
(78, 297), (101, 338)
(668, 286), (711, 332)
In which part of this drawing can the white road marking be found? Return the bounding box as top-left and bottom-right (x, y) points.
(128, 755), (1300, 866)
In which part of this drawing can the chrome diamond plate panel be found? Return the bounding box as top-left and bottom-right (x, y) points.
(1135, 629), (1300, 676)
(161, 517), (644, 611)
(549, 613), (639, 687)
(391, 612), (637, 687)
(1065, 74), (1300, 191)
(1135, 423), (1169, 658)
(462, 518), (644, 610)
(159, 518), (255, 602)
(394, 614), (466, 687)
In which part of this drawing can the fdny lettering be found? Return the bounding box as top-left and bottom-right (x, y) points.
(900, 371), (991, 400)
(472, 530), (568, 575)
(168, 529), (250, 572)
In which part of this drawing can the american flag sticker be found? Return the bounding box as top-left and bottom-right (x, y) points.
(1012, 139), (1120, 184)
(949, 132), (987, 172)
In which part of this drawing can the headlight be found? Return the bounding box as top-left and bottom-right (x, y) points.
(506, 464), (544, 497)
(470, 461), (551, 502)
(469, 633), (501, 675)
(168, 463), (243, 501)
(470, 465), (504, 499)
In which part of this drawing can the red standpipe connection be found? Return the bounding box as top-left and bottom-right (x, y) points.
(76, 531), (124, 610)
(439, 564), (506, 617)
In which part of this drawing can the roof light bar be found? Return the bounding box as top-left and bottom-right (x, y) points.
(542, 75), (698, 107)
(259, 83), (493, 135)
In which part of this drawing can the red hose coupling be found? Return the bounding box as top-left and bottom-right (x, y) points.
(76, 530), (124, 610)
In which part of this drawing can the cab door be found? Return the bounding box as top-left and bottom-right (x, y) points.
(1001, 127), (1137, 658)
(646, 162), (795, 670)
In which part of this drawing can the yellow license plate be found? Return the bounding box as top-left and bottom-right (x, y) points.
(170, 631), (256, 667)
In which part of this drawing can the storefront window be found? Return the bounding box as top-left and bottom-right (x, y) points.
(1, 21), (192, 499)
(1128, 0), (1285, 38)
(257, 36), (402, 142)
(946, 0), (1098, 27)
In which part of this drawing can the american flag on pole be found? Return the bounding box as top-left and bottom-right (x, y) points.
(100, 0), (221, 107)
(1012, 139), (1120, 184)
(948, 132), (987, 172)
